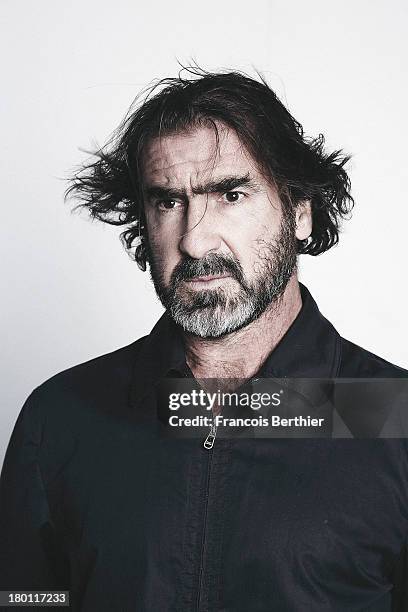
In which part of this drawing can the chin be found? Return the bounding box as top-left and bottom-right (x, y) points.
(171, 303), (261, 339)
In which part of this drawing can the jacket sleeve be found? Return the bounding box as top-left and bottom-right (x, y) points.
(0, 391), (67, 590)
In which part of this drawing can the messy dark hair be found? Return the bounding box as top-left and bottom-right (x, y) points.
(66, 66), (354, 270)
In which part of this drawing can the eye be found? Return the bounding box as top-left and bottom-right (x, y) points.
(156, 199), (185, 212)
(221, 191), (246, 204)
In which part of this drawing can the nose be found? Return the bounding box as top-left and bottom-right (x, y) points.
(178, 199), (222, 260)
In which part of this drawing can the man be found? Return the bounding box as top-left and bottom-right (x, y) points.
(1, 69), (407, 611)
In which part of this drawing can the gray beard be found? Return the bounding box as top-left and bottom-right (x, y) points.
(148, 218), (298, 339)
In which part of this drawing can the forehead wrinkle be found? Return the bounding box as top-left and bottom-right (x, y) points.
(144, 153), (219, 180)
(143, 124), (229, 175)
(143, 126), (265, 195)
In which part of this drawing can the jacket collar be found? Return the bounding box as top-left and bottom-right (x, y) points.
(128, 283), (342, 409)
(258, 283), (342, 379)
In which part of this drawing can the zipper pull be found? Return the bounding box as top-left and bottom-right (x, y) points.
(203, 422), (217, 450)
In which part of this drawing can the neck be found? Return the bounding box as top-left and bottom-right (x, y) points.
(183, 275), (303, 388)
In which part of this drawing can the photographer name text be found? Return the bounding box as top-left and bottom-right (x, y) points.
(168, 415), (325, 428)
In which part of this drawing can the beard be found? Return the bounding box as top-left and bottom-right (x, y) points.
(147, 214), (298, 339)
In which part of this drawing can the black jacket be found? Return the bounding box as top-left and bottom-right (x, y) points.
(1, 284), (408, 611)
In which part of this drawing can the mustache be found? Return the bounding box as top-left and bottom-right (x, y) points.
(170, 254), (245, 286)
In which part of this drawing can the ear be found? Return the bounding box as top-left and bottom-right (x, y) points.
(295, 200), (313, 241)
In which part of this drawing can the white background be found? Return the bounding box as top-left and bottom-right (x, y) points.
(1, 0), (407, 467)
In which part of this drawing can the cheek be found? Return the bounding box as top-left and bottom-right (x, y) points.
(146, 209), (182, 250)
(223, 215), (278, 277)
(147, 224), (182, 284)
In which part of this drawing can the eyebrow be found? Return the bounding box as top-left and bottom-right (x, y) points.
(144, 174), (260, 202)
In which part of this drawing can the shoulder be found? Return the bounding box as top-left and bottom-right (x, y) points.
(22, 336), (148, 424)
(4, 337), (149, 478)
(339, 336), (408, 378)
(0, 336), (153, 489)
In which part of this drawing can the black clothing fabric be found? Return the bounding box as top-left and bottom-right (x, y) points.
(1, 284), (408, 611)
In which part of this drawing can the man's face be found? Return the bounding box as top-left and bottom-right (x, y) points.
(142, 123), (303, 338)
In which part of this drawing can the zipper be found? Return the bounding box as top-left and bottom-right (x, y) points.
(196, 432), (215, 610)
(203, 421), (217, 450)
(175, 372), (218, 607)
(197, 413), (218, 610)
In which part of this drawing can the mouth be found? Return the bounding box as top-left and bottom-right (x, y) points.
(183, 274), (232, 286)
